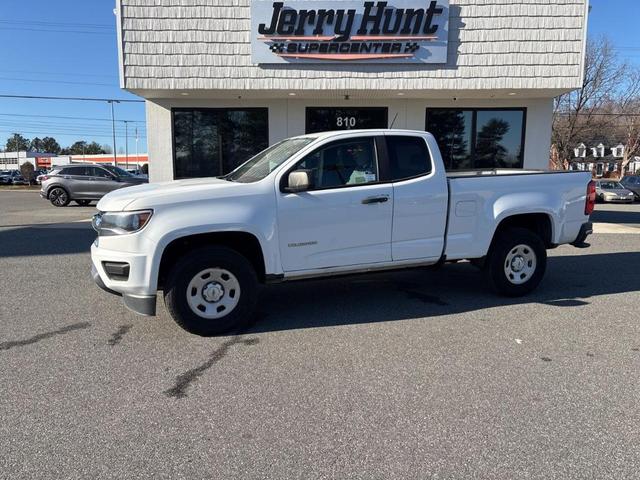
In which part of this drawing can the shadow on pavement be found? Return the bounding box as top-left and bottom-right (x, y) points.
(249, 251), (640, 333)
(0, 224), (94, 257)
(591, 207), (640, 225)
(2, 221), (639, 335)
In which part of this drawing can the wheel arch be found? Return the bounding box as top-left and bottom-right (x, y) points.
(157, 231), (267, 290)
(45, 183), (69, 199)
(491, 213), (554, 249)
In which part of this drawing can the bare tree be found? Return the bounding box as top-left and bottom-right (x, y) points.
(552, 36), (639, 169)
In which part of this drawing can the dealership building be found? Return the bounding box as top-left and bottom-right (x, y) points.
(115, 0), (589, 182)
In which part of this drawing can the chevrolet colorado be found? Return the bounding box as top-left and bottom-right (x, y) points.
(91, 130), (594, 335)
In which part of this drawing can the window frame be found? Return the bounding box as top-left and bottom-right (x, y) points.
(171, 107), (269, 180)
(280, 135), (386, 193)
(91, 166), (115, 179)
(425, 107), (527, 170)
(279, 133), (435, 193)
(60, 166), (89, 177)
(383, 134), (433, 182)
(305, 106), (389, 134)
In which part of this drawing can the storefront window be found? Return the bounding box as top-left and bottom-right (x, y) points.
(306, 107), (388, 134)
(426, 108), (525, 170)
(173, 108), (268, 179)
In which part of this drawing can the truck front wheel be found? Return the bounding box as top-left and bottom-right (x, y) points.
(484, 227), (547, 297)
(163, 246), (259, 336)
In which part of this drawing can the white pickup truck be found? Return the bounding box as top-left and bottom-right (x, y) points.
(91, 129), (594, 336)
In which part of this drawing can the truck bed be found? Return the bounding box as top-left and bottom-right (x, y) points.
(444, 170), (592, 261)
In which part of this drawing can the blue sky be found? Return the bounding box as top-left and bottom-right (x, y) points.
(0, 0), (638, 153)
(0, 0), (147, 153)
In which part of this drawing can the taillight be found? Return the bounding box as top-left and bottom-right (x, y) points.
(41, 175), (49, 181)
(585, 180), (596, 215)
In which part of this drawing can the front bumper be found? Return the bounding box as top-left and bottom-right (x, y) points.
(91, 243), (157, 316)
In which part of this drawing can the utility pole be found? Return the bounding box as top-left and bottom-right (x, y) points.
(124, 120), (129, 170)
(135, 126), (139, 170)
(108, 100), (119, 166)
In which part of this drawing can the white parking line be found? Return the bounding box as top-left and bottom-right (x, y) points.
(593, 223), (640, 234)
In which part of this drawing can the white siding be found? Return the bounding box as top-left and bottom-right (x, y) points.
(118, 0), (588, 93)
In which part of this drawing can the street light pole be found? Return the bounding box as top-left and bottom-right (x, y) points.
(135, 126), (139, 169)
(108, 100), (119, 166)
(124, 120), (129, 170)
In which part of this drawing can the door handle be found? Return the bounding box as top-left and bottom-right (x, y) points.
(361, 195), (389, 205)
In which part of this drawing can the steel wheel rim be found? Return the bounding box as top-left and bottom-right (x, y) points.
(504, 244), (537, 285)
(186, 268), (241, 319)
(51, 189), (67, 206)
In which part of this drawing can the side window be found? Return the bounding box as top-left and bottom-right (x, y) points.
(386, 136), (432, 180)
(61, 167), (87, 176)
(295, 137), (378, 190)
(91, 167), (111, 178)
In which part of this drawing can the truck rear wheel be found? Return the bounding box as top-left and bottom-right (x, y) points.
(163, 246), (258, 336)
(484, 227), (546, 297)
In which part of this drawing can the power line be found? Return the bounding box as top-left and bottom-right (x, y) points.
(0, 113), (145, 124)
(0, 69), (118, 79)
(556, 112), (640, 117)
(0, 128), (138, 139)
(0, 94), (144, 103)
(0, 76), (117, 87)
(0, 27), (114, 35)
(0, 123), (144, 135)
(0, 19), (112, 28)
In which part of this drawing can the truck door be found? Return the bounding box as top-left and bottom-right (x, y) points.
(277, 135), (393, 272)
(384, 134), (448, 262)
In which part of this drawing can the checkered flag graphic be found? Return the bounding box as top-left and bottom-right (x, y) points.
(269, 43), (285, 53)
(404, 42), (419, 53)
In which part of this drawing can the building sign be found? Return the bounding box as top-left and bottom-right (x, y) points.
(251, 0), (449, 64)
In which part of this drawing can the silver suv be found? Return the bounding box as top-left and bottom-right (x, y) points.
(40, 164), (148, 207)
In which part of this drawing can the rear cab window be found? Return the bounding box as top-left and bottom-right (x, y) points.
(385, 135), (432, 181)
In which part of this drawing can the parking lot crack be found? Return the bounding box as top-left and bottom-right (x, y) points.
(0, 322), (91, 351)
(164, 335), (259, 399)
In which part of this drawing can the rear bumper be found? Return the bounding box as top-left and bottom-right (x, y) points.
(571, 222), (593, 248)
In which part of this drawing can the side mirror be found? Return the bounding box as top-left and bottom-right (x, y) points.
(286, 170), (313, 192)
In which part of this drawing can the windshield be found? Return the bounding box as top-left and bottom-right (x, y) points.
(225, 137), (316, 183)
(101, 165), (134, 177)
(600, 182), (623, 189)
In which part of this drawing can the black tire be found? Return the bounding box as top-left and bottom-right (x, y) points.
(75, 200), (91, 206)
(163, 246), (259, 336)
(483, 227), (547, 297)
(49, 187), (70, 207)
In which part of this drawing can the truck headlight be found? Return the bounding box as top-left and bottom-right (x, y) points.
(92, 210), (153, 236)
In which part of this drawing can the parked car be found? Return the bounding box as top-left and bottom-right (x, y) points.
(40, 164), (148, 207)
(0, 170), (21, 184)
(126, 168), (149, 180)
(595, 180), (635, 203)
(10, 173), (29, 185)
(31, 169), (47, 185)
(91, 129), (594, 336)
(620, 176), (640, 200)
(35, 171), (47, 184)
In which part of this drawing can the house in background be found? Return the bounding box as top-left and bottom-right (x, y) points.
(568, 142), (635, 178)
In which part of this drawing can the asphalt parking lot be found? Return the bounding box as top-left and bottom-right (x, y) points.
(1, 190), (639, 479)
